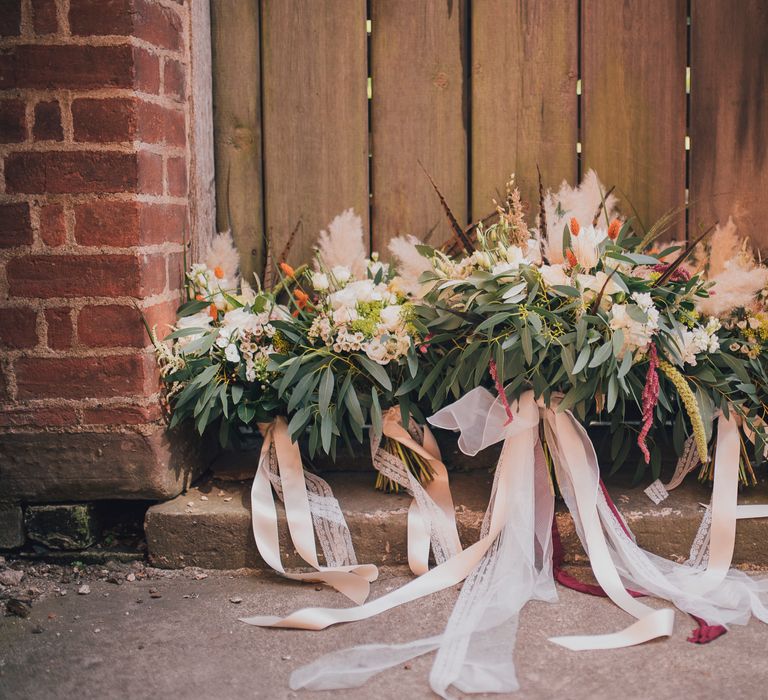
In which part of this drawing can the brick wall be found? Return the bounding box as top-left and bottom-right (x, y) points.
(0, 0), (205, 503)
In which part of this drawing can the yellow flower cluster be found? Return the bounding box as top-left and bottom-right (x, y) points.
(658, 360), (708, 463)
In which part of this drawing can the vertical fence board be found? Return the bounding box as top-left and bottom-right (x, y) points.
(582, 0), (687, 239)
(690, 0), (768, 247)
(471, 0), (577, 221)
(370, 0), (468, 253)
(211, 1), (262, 282)
(262, 0), (369, 266)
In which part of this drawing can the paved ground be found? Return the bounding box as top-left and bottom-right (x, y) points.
(2, 565), (768, 700)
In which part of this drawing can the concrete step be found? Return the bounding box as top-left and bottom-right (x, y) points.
(145, 471), (768, 570)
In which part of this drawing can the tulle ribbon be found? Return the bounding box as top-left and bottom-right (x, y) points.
(243, 394), (768, 699)
(249, 414), (461, 604)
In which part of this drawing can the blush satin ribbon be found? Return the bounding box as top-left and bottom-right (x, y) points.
(243, 393), (768, 698)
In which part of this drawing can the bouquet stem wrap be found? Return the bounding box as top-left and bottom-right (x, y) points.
(243, 392), (768, 699)
(250, 417), (378, 604)
(371, 409), (462, 574)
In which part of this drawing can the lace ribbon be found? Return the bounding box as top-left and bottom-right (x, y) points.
(243, 395), (768, 698)
(372, 409), (462, 574)
(249, 417), (377, 604)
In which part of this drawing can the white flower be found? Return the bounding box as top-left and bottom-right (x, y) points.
(491, 261), (520, 277)
(364, 337), (391, 365)
(331, 265), (351, 284)
(379, 305), (402, 332)
(610, 296), (659, 358)
(578, 271), (621, 297)
(224, 343), (240, 363)
(570, 225), (605, 270)
(175, 311), (213, 347)
(329, 286), (358, 310)
(368, 259), (389, 278)
(539, 264), (570, 287)
(311, 272), (329, 291)
(332, 306), (359, 325)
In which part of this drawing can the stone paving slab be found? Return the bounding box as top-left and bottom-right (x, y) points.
(2, 568), (768, 700)
(145, 472), (768, 570)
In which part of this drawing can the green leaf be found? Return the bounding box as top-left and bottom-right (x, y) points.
(231, 384), (244, 405)
(176, 299), (210, 318)
(355, 355), (392, 391)
(618, 350), (633, 378)
(320, 410), (333, 453)
(572, 346), (591, 375)
(277, 357), (303, 397)
(287, 406), (312, 440)
(287, 371), (319, 413)
(370, 386), (382, 436)
(521, 324), (533, 364)
(318, 366), (335, 416)
(612, 329), (624, 357)
(343, 386), (364, 427)
(588, 341), (613, 368)
(607, 375), (618, 412)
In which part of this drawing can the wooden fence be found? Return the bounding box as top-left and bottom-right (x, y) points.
(210, 0), (768, 282)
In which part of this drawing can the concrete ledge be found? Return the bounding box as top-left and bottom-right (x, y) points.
(0, 425), (206, 502)
(145, 472), (768, 570)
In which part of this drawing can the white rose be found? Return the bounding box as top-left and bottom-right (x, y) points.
(332, 265), (351, 283)
(332, 306), (358, 325)
(311, 272), (329, 291)
(379, 305), (402, 332)
(345, 279), (380, 303)
(364, 337), (390, 365)
(539, 264), (570, 287)
(329, 286), (358, 310)
(577, 271), (621, 296)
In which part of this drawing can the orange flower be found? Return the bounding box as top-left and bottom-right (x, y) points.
(566, 249), (578, 267)
(213, 266), (225, 279)
(195, 294), (204, 301)
(280, 262), (295, 278)
(208, 303), (218, 320)
(294, 288), (310, 309)
(607, 219), (621, 241)
(569, 217), (580, 236)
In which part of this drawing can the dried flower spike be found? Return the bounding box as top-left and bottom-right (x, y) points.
(570, 218), (580, 236)
(607, 219), (621, 241)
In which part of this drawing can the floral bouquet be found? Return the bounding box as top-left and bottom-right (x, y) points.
(146, 232), (288, 448)
(270, 209), (436, 491)
(416, 172), (768, 484)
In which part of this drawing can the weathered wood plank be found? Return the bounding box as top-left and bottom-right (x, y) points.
(210, 1), (262, 283)
(471, 0), (578, 221)
(690, 0), (768, 248)
(582, 0), (687, 238)
(261, 0), (369, 266)
(370, 0), (468, 253)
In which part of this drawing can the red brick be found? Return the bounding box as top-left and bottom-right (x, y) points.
(142, 253), (168, 294)
(140, 203), (186, 244)
(78, 304), (145, 347)
(143, 299), (178, 336)
(5, 151), (139, 194)
(33, 100), (64, 141)
(74, 200), (139, 246)
(133, 47), (160, 94)
(68, 0), (134, 36)
(163, 59), (185, 101)
(166, 156), (187, 197)
(0, 1), (21, 36)
(70, 0), (181, 51)
(72, 97), (136, 143)
(0, 368), (9, 401)
(31, 0), (59, 35)
(39, 204), (67, 247)
(0, 99), (27, 142)
(0, 407), (78, 428)
(7, 254), (142, 298)
(0, 203), (32, 248)
(137, 150), (162, 194)
(81, 403), (162, 426)
(44, 307), (73, 349)
(166, 251), (184, 292)
(0, 44), (135, 90)
(15, 354), (150, 399)
(137, 101), (185, 146)
(0, 307), (38, 349)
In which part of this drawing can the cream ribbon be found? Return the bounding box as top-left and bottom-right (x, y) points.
(250, 417), (377, 604)
(377, 409), (462, 574)
(240, 394), (542, 629)
(243, 393), (768, 696)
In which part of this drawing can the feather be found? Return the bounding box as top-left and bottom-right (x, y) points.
(314, 209), (368, 279)
(204, 230), (240, 283)
(388, 234), (433, 297)
(541, 170), (620, 263)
